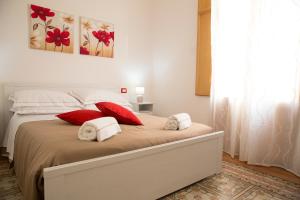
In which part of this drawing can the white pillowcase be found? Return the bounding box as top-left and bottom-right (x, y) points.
(83, 104), (100, 111)
(84, 103), (134, 112)
(10, 90), (81, 108)
(9, 90), (82, 115)
(70, 89), (130, 106)
(11, 106), (81, 115)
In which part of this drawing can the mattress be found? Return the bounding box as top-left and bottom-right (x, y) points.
(13, 114), (213, 200)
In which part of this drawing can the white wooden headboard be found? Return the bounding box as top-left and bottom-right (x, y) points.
(0, 82), (129, 147)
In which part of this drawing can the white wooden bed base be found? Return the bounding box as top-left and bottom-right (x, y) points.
(1, 83), (224, 200)
(44, 131), (223, 200)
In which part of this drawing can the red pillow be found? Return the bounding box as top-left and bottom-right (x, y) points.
(95, 102), (143, 125)
(56, 110), (104, 125)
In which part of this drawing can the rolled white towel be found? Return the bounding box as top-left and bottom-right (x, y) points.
(96, 117), (121, 141)
(78, 123), (97, 141)
(164, 113), (192, 130)
(78, 117), (121, 142)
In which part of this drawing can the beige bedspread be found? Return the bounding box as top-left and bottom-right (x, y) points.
(13, 114), (212, 200)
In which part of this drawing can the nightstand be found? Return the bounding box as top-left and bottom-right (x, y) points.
(131, 102), (154, 114)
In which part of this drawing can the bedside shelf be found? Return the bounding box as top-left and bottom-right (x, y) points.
(131, 102), (154, 114)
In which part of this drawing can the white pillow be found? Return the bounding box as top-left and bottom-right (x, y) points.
(83, 104), (100, 111)
(70, 89), (130, 106)
(10, 90), (81, 108)
(84, 103), (134, 112)
(11, 106), (81, 115)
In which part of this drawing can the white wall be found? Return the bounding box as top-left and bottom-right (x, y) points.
(0, 0), (153, 143)
(0, 0), (152, 91)
(151, 0), (211, 124)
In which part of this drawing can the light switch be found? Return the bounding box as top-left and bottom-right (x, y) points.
(121, 88), (127, 93)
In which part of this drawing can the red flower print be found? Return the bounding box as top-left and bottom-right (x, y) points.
(31, 4), (55, 21)
(110, 32), (114, 41)
(92, 30), (111, 46)
(80, 46), (89, 55)
(46, 28), (70, 46)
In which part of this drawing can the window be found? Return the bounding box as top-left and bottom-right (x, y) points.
(195, 0), (211, 96)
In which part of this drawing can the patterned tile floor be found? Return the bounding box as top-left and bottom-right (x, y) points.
(0, 158), (22, 200)
(161, 162), (300, 200)
(0, 157), (299, 200)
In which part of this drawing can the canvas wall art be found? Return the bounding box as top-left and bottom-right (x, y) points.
(80, 17), (114, 58)
(29, 4), (74, 53)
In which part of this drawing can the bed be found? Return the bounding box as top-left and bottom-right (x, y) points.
(1, 83), (224, 200)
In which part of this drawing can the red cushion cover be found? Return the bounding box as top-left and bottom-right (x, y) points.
(95, 102), (143, 125)
(56, 110), (104, 125)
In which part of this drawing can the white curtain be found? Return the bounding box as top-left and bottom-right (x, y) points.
(211, 0), (300, 176)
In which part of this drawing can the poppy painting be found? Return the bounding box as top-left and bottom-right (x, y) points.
(80, 17), (114, 58)
(29, 4), (74, 54)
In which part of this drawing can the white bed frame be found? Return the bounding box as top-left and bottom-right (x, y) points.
(2, 83), (224, 200)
